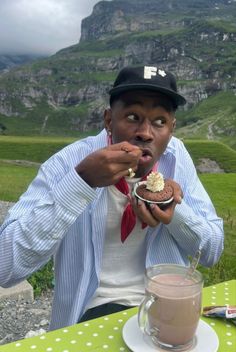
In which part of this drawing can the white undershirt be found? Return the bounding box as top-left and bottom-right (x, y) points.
(87, 177), (146, 309)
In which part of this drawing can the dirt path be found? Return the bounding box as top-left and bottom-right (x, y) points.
(0, 159), (40, 167)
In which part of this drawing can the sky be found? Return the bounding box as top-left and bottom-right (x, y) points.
(0, 0), (103, 56)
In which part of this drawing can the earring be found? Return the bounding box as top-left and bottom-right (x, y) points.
(107, 130), (112, 136)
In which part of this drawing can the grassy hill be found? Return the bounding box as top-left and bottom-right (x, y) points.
(175, 91), (236, 150)
(183, 140), (236, 173)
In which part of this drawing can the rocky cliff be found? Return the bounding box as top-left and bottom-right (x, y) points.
(0, 0), (235, 137)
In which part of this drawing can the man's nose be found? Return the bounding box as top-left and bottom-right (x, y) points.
(135, 120), (153, 142)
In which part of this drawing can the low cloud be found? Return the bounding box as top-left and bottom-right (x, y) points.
(0, 0), (100, 55)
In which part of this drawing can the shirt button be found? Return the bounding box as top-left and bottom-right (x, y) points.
(52, 233), (60, 239)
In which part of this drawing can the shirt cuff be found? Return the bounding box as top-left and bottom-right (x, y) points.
(53, 167), (97, 215)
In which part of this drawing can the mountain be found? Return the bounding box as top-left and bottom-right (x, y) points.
(0, 0), (235, 146)
(0, 54), (42, 73)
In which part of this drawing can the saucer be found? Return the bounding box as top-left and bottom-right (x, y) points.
(122, 315), (219, 352)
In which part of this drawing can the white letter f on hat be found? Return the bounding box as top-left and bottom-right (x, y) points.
(144, 66), (157, 79)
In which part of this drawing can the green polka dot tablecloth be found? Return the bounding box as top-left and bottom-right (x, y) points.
(0, 280), (235, 352)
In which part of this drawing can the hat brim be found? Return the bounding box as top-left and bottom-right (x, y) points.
(109, 83), (186, 106)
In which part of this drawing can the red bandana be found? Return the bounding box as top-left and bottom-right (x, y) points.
(115, 173), (151, 243)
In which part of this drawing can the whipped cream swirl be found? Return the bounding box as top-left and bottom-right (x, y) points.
(146, 171), (165, 192)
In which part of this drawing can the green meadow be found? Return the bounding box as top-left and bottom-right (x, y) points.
(198, 173), (236, 286)
(0, 136), (76, 163)
(0, 136), (235, 294)
(0, 162), (39, 201)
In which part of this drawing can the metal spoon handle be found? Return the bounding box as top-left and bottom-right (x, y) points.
(187, 249), (201, 278)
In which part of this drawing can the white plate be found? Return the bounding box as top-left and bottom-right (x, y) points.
(122, 315), (219, 352)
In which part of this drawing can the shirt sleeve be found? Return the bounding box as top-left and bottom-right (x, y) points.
(166, 142), (224, 267)
(0, 152), (97, 287)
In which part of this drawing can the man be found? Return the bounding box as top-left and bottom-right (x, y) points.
(0, 66), (224, 330)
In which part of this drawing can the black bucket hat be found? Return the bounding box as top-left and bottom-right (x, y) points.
(109, 65), (186, 108)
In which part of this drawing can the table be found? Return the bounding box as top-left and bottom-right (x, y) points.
(0, 280), (235, 352)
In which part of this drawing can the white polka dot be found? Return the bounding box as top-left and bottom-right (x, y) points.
(225, 292), (229, 295)
(99, 324), (104, 328)
(77, 331), (83, 335)
(108, 335), (114, 339)
(225, 282), (228, 286)
(84, 323), (90, 326)
(226, 324), (232, 328)
(40, 335), (46, 340)
(211, 296), (216, 299)
(226, 332), (232, 336)
(103, 345), (109, 349)
(118, 319), (123, 322)
(63, 350), (69, 352)
(86, 342), (92, 346)
(211, 302), (216, 305)
(227, 341), (233, 346)
(63, 329), (68, 333)
(46, 349), (53, 352)
(30, 347), (37, 350)
(55, 338), (61, 342)
(15, 343), (21, 347)
(225, 287), (229, 290)
(212, 286), (216, 289)
(70, 340), (77, 344)
(120, 348), (126, 351)
(93, 333), (98, 337)
(113, 326), (119, 330)
(210, 322), (215, 326)
(225, 298), (229, 301)
(104, 317), (109, 320)
(212, 291), (216, 294)
(122, 312), (127, 315)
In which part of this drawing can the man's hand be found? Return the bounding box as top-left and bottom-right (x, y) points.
(131, 179), (183, 227)
(75, 142), (142, 187)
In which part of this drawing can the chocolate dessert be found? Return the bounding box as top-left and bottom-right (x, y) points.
(134, 172), (174, 207)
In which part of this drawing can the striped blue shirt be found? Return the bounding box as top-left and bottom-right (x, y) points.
(0, 129), (224, 330)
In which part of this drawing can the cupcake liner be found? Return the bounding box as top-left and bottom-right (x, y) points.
(133, 181), (174, 205)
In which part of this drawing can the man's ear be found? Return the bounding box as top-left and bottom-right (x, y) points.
(104, 108), (112, 132)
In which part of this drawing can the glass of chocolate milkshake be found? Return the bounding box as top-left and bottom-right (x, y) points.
(138, 264), (203, 351)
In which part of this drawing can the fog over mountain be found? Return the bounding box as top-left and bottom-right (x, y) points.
(0, 0), (102, 55)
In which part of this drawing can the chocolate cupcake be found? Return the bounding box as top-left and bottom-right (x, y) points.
(134, 172), (174, 208)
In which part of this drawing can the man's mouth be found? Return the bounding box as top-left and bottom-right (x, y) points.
(139, 148), (153, 163)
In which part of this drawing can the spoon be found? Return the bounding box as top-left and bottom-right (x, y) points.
(186, 249), (201, 278)
(181, 249), (201, 283)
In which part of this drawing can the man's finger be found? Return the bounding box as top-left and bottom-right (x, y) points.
(131, 197), (160, 227)
(149, 202), (176, 225)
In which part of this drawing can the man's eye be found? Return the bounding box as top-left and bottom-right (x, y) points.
(154, 119), (165, 127)
(127, 114), (138, 121)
